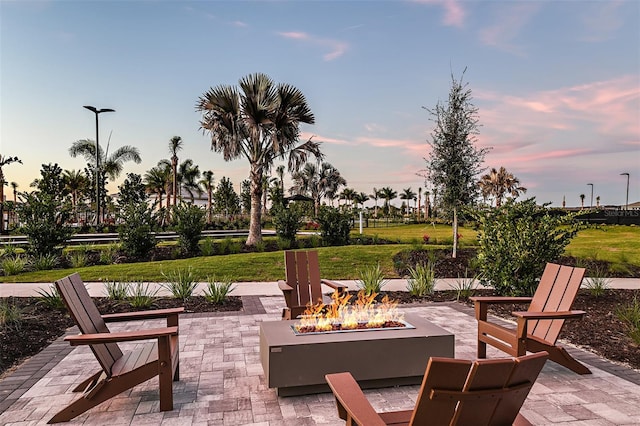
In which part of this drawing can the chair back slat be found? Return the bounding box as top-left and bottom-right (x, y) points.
(55, 273), (123, 376)
(454, 359), (515, 425)
(491, 352), (548, 425)
(410, 358), (471, 424)
(284, 251), (325, 308)
(529, 264), (585, 344)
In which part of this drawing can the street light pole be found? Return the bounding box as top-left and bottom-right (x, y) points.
(621, 173), (630, 211)
(83, 105), (115, 226)
(587, 183), (593, 209)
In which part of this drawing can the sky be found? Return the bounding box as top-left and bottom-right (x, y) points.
(1, 0), (639, 209)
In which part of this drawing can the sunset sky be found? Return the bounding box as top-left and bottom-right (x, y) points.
(1, 0), (638, 208)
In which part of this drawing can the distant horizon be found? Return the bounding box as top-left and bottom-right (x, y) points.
(2, 1), (638, 208)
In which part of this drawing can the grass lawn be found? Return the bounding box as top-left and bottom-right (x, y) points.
(2, 224), (638, 283)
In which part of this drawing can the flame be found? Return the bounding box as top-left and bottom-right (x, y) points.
(294, 290), (405, 333)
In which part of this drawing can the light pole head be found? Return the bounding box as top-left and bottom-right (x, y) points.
(621, 172), (630, 177)
(83, 105), (115, 114)
(83, 105), (97, 113)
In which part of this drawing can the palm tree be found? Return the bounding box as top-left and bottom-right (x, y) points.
(0, 155), (22, 233)
(369, 187), (382, 218)
(276, 165), (285, 191)
(10, 182), (18, 203)
(178, 159), (201, 202)
(339, 188), (357, 210)
(596, 195), (601, 208)
(196, 73), (322, 246)
(580, 193), (585, 209)
(63, 169), (89, 222)
(417, 187), (422, 222)
(400, 187), (417, 216)
(144, 165), (170, 211)
(199, 170), (215, 224)
(291, 162), (346, 216)
(168, 136), (183, 209)
(379, 187), (397, 217)
(478, 166), (527, 207)
(353, 192), (369, 210)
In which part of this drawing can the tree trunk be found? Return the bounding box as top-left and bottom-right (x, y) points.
(0, 174), (4, 234)
(452, 206), (458, 258)
(207, 189), (212, 224)
(247, 163), (263, 246)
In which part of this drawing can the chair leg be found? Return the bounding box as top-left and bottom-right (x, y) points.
(527, 340), (592, 375)
(72, 371), (102, 392)
(478, 338), (487, 358)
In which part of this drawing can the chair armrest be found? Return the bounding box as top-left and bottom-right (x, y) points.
(512, 310), (586, 320)
(321, 279), (348, 293)
(470, 296), (533, 305)
(102, 307), (184, 322)
(278, 280), (293, 292)
(325, 373), (386, 426)
(65, 326), (179, 346)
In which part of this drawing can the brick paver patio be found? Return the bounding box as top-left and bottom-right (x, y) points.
(1, 296), (639, 425)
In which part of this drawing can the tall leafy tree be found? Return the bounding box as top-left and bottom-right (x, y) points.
(213, 177), (240, 216)
(178, 159), (201, 202)
(143, 164), (170, 211)
(196, 73), (322, 246)
(353, 192), (369, 210)
(168, 136), (183, 209)
(0, 155), (22, 233)
(478, 166), (526, 207)
(339, 187), (356, 209)
(425, 70), (489, 258)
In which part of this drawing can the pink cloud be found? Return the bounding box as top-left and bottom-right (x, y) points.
(412, 0), (465, 28)
(277, 31), (348, 61)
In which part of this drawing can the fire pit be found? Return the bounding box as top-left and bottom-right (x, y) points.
(260, 293), (454, 396)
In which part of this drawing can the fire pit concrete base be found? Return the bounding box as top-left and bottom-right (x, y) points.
(259, 313), (454, 396)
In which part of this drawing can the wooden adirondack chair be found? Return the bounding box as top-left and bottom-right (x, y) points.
(325, 351), (549, 426)
(470, 263), (590, 375)
(278, 250), (348, 319)
(49, 273), (183, 423)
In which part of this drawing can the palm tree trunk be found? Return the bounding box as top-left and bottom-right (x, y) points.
(247, 163), (263, 246)
(207, 189), (212, 224)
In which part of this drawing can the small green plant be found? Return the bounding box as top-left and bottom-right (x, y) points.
(356, 263), (388, 295)
(69, 251), (88, 268)
(200, 237), (216, 256)
(103, 280), (129, 301)
(0, 299), (22, 330)
(1, 244), (17, 258)
(227, 240), (242, 254)
(36, 285), (66, 309)
(1, 256), (26, 275)
(253, 240), (266, 253)
(218, 237), (233, 254)
(450, 269), (480, 301)
(100, 243), (120, 264)
(161, 267), (199, 301)
(406, 260), (436, 297)
(172, 202), (205, 256)
(583, 268), (611, 298)
(307, 234), (321, 248)
(203, 276), (236, 303)
(29, 253), (59, 271)
(277, 238), (292, 250)
(127, 282), (158, 309)
(616, 296), (640, 345)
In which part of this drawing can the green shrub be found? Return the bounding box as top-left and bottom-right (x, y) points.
(203, 276), (236, 303)
(1, 244), (17, 258)
(36, 285), (66, 309)
(277, 238), (292, 250)
(0, 299), (22, 330)
(449, 269), (481, 301)
(317, 206), (351, 246)
(469, 198), (580, 296)
(406, 260), (436, 297)
(127, 282), (158, 309)
(272, 206), (303, 244)
(29, 254), (59, 271)
(356, 263), (388, 295)
(217, 237), (233, 254)
(69, 251), (88, 268)
(583, 267), (611, 298)
(1, 256), (26, 275)
(103, 280), (129, 301)
(118, 202), (156, 258)
(172, 203), (205, 256)
(616, 296), (640, 345)
(253, 240), (266, 253)
(161, 267), (199, 301)
(307, 234), (321, 248)
(200, 238), (216, 256)
(100, 243), (120, 264)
